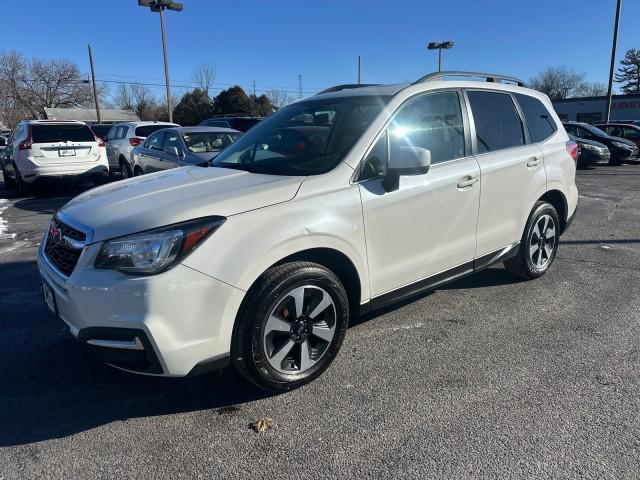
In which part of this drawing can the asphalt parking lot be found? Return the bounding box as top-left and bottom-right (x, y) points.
(0, 164), (639, 479)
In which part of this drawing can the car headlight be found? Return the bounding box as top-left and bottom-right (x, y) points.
(94, 216), (225, 275)
(581, 144), (595, 151)
(612, 141), (631, 149)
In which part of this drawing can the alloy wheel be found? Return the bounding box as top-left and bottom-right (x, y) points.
(263, 285), (337, 374)
(529, 214), (556, 269)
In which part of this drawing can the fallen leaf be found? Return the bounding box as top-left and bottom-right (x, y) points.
(252, 417), (273, 433)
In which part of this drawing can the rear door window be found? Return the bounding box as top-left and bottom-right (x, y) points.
(515, 93), (557, 142)
(623, 126), (640, 139)
(31, 124), (95, 143)
(467, 91), (525, 153)
(146, 131), (165, 151)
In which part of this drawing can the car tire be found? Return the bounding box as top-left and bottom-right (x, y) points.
(13, 163), (30, 196)
(134, 166), (144, 176)
(120, 159), (132, 179)
(231, 261), (349, 392)
(2, 164), (15, 188)
(504, 201), (560, 280)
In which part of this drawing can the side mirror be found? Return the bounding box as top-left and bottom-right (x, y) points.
(383, 145), (431, 192)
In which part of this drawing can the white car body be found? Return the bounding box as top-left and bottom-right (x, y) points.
(9, 120), (108, 184)
(38, 75), (578, 381)
(104, 121), (178, 175)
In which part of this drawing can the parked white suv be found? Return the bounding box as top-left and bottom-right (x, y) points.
(3, 120), (108, 194)
(105, 121), (178, 178)
(38, 72), (578, 392)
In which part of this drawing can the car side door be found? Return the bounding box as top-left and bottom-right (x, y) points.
(465, 89), (547, 258)
(358, 90), (481, 303)
(139, 131), (166, 173)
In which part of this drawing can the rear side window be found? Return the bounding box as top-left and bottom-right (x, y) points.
(467, 91), (525, 153)
(146, 132), (165, 150)
(135, 125), (171, 137)
(31, 124), (95, 143)
(515, 93), (557, 142)
(230, 119), (260, 131)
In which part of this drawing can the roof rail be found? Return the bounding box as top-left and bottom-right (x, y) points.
(316, 83), (380, 95)
(414, 71), (525, 87)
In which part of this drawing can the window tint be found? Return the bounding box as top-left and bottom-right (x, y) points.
(388, 91), (465, 164)
(230, 118), (261, 132)
(515, 93), (556, 142)
(623, 126), (640, 139)
(118, 126), (128, 139)
(146, 132), (165, 150)
(163, 131), (182, 155)
(135, 124), (171, 137)
(467, 91), (525, 153)
(31, 124), (95, 143)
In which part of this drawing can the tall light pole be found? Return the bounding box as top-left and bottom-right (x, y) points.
(138, 0), (183, 122)
(87, 44), (101, 124)
(427, 41), (454, 72)
(605, 0), (622, 123)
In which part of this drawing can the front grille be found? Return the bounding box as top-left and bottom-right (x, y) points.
(44, 216), (86, 276)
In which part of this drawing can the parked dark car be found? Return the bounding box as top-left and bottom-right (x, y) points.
(90, 124), (116, 141)
(595, 123), (640, 151)
(198, 115), (263, 132)
(563, 122), (638, 165)
(130, 126), (241, 175)
(568, 133), (610, 168)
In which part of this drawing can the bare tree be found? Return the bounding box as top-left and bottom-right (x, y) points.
(266, 88), (295, 108)
(576, 81), (608, 97)
(0, 50), (95, 121)
(529, 67), (585, 100)
(113, 83), (167, 120)
(192, 63), (216, 97)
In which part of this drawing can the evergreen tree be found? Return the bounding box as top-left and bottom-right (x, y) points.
(614, 48), (640, 94)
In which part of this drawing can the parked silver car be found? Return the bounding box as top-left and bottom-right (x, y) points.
(105, 121), (178, 177)
(130, 126), (240, 175)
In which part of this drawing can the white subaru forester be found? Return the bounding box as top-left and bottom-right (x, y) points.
(38, 72), (578, 392)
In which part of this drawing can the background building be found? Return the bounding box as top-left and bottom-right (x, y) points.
(552, 94), (640, 123)
(43, 108), (139, 124)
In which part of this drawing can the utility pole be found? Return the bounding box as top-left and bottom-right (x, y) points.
(138, 0), (183, 123)
(357, 55), (361, 85)
(605, 0), (622, 123)
(87, 44), (101, 124)
(298, 74), (303, 99)
(252, 80), (256, 115)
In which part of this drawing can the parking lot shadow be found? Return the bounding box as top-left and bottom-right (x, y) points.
(0, 259), (273, 447)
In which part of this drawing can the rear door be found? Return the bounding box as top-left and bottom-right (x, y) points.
(30, 123), (99, 165)
(465, 89), (547, 257)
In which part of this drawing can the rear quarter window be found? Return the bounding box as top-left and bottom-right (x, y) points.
(31, 124), (95, 143)
(515, 93), (557, 142)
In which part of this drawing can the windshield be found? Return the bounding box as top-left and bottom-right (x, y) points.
(182, 131), (240, 153)
(212, 95), (390, 175)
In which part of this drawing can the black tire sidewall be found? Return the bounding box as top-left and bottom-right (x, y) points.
(523, 203), (560, 277)
(234, 263), (349, 391)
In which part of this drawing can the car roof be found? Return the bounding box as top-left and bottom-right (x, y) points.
(172, 126), (241, 134)
(25, 119), (87, 125)
(124, 121), (179, 127)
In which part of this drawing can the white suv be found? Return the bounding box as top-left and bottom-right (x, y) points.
(3, 120), (109, 194)
(105, 121), (178, 177)
(38, 72), (578, 391)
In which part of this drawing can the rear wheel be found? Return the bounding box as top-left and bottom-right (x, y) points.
(134, 166), (144, 176)
(14, 163), (30, 196)
(504, 201), (560, 280)
(120, 159), (132, 179)
(232, 261), (349, 392)
(1, 164), (15, 188)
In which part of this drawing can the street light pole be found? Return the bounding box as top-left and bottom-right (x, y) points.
(605, 0), (622, 123)
(427, 41), (454, 72)
(138, 0), (183, 123)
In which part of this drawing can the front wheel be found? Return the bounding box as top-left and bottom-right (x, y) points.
(232, 261), (349, 392)
(504, 201), (560, 280)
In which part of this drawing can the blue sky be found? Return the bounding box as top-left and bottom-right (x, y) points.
(1, 0), (638, 100)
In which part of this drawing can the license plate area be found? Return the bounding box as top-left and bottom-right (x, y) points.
(42, 280), (58, 317)
(58, 149), (76, 157)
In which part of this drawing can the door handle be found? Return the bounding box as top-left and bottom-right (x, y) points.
(526, 156), (541, 168)
(457, 175), (479, 189)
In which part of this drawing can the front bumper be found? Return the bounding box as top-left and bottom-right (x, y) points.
(38, 239), (245, 377)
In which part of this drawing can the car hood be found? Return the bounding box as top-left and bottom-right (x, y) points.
(577, 138), (608, 149)
(60, 166), (305, 243)
(606, 135), (636, 147)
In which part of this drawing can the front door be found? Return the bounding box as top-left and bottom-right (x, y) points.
(358, 90), (480, 299)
